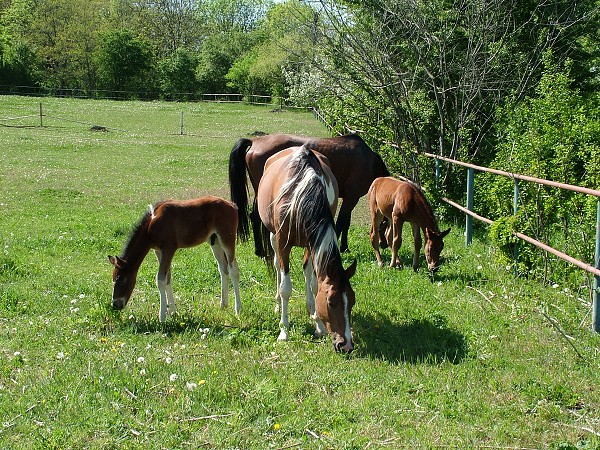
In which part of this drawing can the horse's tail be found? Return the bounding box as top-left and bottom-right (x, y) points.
(252, 204), (273, 260)
(228, 137), (252, 241)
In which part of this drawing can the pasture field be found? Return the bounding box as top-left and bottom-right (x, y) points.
(1, 95), (599, 449)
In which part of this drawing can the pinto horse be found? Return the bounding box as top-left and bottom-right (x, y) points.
(257, 145), (357, 352)
(108, 196), (241, 322)
(368, 177), (450, 272)
(229, 133), (389, 255)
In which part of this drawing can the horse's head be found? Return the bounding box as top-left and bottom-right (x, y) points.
(315, 260), (357, 353)
(108, 255), (137, 310)
(424, 228), (451, 272)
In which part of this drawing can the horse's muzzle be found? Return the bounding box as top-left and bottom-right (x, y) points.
(334, 339), (354, 353)
(112, 298), (126, 310)
(428, 264), (440, 273)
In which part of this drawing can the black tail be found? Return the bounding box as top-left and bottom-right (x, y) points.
(228, 138), (252, 241)
(251, 204), (274, 260)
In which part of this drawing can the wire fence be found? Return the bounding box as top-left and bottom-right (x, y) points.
(0, 85), (308, 110)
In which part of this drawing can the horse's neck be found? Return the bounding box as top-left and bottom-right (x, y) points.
(415, 194), (438, 233)
(122, 228), (152, 270)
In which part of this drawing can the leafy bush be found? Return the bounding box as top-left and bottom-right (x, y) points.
(482, 52), (600, 282)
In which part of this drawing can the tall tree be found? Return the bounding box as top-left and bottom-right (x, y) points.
(309, 0), (598, 186)
(95, 28), (155, 97)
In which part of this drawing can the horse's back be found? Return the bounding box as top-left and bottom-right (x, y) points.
(309, 135), (388, 198)
(370, 176), (430, 222)
(150, 196), (238, 249)
(246, 135), (310, 189)
(258, 147), (338, 234)
(246, 133), (387, 199)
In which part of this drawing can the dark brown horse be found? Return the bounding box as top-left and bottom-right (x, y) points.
(368, 177), (450, 272)
(257, 145), (357, 352)
(229, 133), (389, 254)
(108, 196), (241, 322)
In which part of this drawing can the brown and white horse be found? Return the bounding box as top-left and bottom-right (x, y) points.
(229, 133), (389, 254)
(108, 196), (241, 322)
(368, 177), (450, 272)
(257, 145), (357, 352)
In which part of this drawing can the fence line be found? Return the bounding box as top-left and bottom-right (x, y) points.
(0, 86), (309, 110)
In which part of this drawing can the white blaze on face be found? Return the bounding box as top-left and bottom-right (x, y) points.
(342, 292), (352, 347)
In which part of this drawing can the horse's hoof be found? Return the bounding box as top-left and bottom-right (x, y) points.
(277, 330), (288, 341)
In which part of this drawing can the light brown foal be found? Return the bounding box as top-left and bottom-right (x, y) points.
(368, 177), (450, 272)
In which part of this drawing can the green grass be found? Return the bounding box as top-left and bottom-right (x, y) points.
(1, 95), (600, 449)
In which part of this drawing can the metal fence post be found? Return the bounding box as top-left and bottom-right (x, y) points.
(513, 179), (520, 274)
(466, 167), (474, 245)
(594, 199), (600, 332)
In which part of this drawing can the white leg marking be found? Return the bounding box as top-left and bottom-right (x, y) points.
(210, 239), (230, 309)
(157, 274), (168, 323)
(278, 270), (292, 341)
(166, 271), (175, 316)
(229, 258), (241, 315)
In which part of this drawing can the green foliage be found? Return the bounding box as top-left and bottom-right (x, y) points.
(1, 96), (600, 448)
(482, 53), (600, 281)
(95, 28), (156, 97)
(158, 48), (199, 100)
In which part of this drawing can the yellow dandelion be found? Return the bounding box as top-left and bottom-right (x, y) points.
(198, 379), (206, 385)
(273, 423), (281, 431)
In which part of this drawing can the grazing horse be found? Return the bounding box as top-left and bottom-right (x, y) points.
(257, 145), (357, 352)
(108, 196), (241, 322)
(368, 177), (450, 272)
(229, 133), (389, 254)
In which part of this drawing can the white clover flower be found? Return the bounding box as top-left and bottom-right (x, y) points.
(137, 357), (145, 363)
(57, 352), (65, 360)
(169, 373), (178, 382)
(165, 357), (172, 364)
(140, 369), (146, 376)
(186, 382), (197, 391)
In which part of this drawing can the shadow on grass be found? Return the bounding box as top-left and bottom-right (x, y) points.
(353, 311), (469, 364)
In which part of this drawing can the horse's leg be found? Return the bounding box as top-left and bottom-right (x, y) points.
(209, 237), (230, 310)
(274, 236), (292, 341)
(155, 248), (175, 322)
(336, 197), (358, 253)
(222, 242), (242, 316)
(391, 215), (404, 269)
(370, 210), (385, 267)
(303, 251), (326, 338)
(411, 223), (423, 271)
(271, 233), (281, 313)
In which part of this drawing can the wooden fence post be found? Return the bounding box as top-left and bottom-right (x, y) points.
(465, 167), (474, 245)
(39, 102), (43, 127)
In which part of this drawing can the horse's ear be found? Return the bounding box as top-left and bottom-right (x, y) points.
(345, 259), (357, 279)
(440, 228), (451, 238)
(108, 255), (125, 268)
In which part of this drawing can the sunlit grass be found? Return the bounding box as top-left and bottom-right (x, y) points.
(1, 95), (599, 448)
